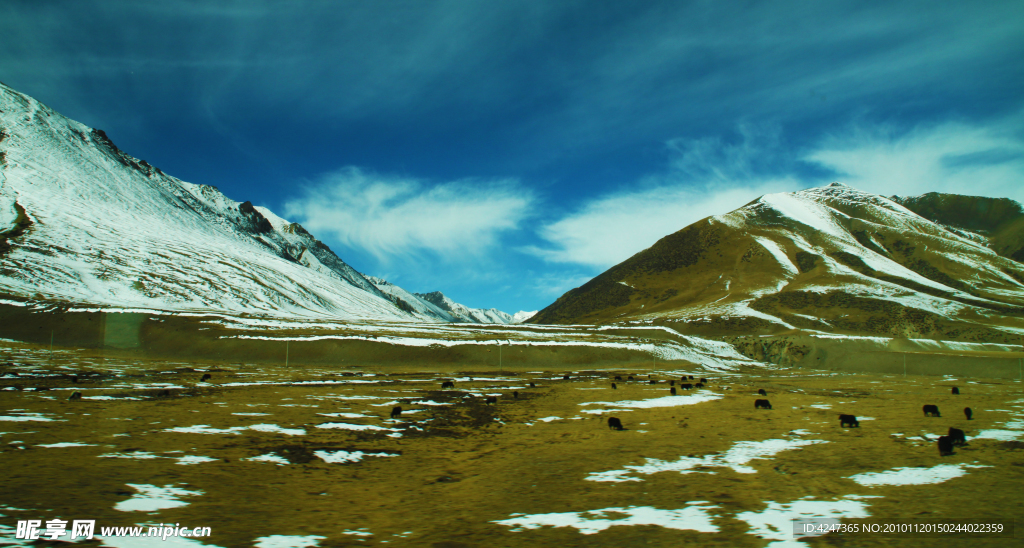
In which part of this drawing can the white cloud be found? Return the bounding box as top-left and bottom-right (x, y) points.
(805, 119), (1024, 203)
(527, 125), (799, 268)
(284, 167), (533, 263)
(525, 180), (795, 269)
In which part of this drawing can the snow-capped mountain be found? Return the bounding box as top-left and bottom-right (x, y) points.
(512, 310), (537, 323)
(414, 291), (516, 324)
(531, 183), (1024, 342)
(364, 277), (520, 324)
(0, 83), (514, 322)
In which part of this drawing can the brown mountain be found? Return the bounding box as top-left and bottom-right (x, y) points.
(530, 183), (1024, 344)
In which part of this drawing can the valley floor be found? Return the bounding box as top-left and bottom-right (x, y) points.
(1, 341), (1022, 548)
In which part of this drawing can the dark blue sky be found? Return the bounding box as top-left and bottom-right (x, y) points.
(2, 1), (1022, 314)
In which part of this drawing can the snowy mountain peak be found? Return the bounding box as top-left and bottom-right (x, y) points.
(414, 291), (516, 324)
(0, 82), (510, 323)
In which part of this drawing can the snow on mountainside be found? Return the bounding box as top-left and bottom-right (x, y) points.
(512, 310), (537, 323)
(415, 291), (516, 324)
(0, 82), (514, 322)
(532, 182), (1024, 342)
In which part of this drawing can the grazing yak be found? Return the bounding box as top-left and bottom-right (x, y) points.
(390, 406), (402, 419)
(964, 407), (973, 420)
(611, 383), (617, 390)
(485, 396), (498, 404)
(71, 375), (78, 384)
(700, 378), (708, 384)
(923, 404), (941, 417)
(670, 387), (677, 396)
(68, 391), (82, 401)
(614, 375), (623, 381)
(937, 435), (954, 456)
(200, 373), (212, 382)
(513, 391), (519, 399)
(755, 399), (772, 409)
(563, 374), (571, 380)
(649, 379), (657, 385)
(951, 386), (960, 395)
(670, 380), (675, 386)
(529, 382), (536, 388)
(680, 383), (693, 390)
(694, 383), (704, 389)
(607, 417), (624, 430)
(156, 389), (171, 397)
(758, 389), (768, 396)
(688, 375), (695, 380)
(627, 376), (634, 381)
(441, 381), (455, 389)
(839, 414), (859, 427)
(948, 427), (966, 446)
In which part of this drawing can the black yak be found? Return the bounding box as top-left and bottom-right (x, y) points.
(839, 414), (859, 427)
(441, 381), (455, 389)
(937, 435), (954, 456)
(758, 389), (768, 396)
(485, 396), (498, 404)
(390, 406), (402, 419)
(200, 373), (212, 382)
(755, 399), (772, 409)
(948, 427), (966, 446)
(611, 383), (617, 390)
(68, 391), (82, 401)
(513, 391), (519, 399)
(670, 387), (677, 395)
(608, 417), (623, 430)
(964, 407), (973, 420)
(923, 404), (941, 417)
(951, 386), (960, 395)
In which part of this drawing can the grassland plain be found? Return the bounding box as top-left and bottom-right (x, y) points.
(1, 340), (1022, 548)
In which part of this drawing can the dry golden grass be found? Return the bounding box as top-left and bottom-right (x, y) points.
(1, 340), (1022, 548)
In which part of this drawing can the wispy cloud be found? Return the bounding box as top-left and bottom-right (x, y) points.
(526, 126), (799, 268)
(805, 118), (1024, 203)
(283, 167), (534, 263)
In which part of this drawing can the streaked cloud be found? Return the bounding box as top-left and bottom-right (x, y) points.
(805, 118), (1024, 203)
(526, 126), (799, 268)
(283, 167), (533, 263)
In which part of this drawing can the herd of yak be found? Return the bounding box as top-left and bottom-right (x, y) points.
(66, 371), (973, 456)
(604, 376), (972, 457)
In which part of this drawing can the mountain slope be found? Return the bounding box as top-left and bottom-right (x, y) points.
(531, 183), (1024, 342)
(891, 192), (1024, 263)
(415, 291), (515, 324)
(0, 82), (515, 322)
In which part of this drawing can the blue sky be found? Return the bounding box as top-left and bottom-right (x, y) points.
(2, 1), (1023, 314)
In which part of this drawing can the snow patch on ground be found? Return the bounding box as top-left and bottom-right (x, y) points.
(493, 503), (720, 535)
(848, 463), (992, 486)
(587, 437), (827, 482)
